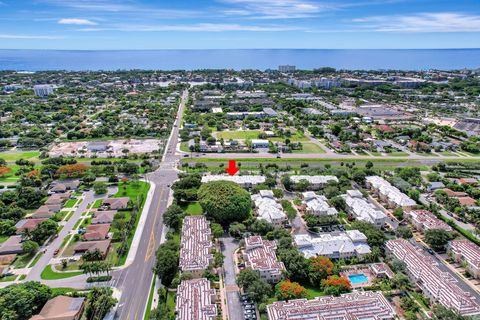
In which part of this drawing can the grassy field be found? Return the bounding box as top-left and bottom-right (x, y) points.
(269, 131), (309, 142)
(180, 142), (190, 152)
(0, 164), (21, 183)
(214, 130), (261, 140)
(64, 199), (78, 208)
(40, 265), (83, 280)
(182, 202), (203, 215)
(0, 151), (40, 162)
(387, 152), (410, 156)
(292, 143), (326, 154)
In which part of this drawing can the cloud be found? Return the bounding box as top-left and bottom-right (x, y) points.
(0, 34), (62, 39)
(58, 18), (97, 25)
(219, 0), (336, 19)
(78, 23), (303, 32)
(353, 12), (480, 32)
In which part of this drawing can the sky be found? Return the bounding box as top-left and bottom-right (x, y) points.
(0, 0), (479, 49)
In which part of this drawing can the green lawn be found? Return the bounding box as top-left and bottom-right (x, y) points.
(144, 278), (156, 320)
(12, 253), (35, 269)
(305, 285), (326, 299)
(64, 211), (75, 221)
(92, 199), (103, 209)
(292, 143), (326, 154)
(0, 151), (40, 162)
(40, 265), (83, 280)
(387, 152), (410, 156)
(0, 235), (8, 243)
(180, 142), (190, 152)
(214, 130), (261, 140)
(182, 202), (203, 215)
(0, 164), (21, 183)
(0, 275), (16, 282)
(50, 287), (79, 295)
(64, 199), (78, 208)
(28, 253), (43, 268)
(269, 131), (309, 142)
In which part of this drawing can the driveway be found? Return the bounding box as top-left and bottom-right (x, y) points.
(220, 237), (244, 320)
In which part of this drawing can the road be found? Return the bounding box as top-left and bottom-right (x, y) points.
(220, 237), (244, 320)
(113, 90), (187, 320)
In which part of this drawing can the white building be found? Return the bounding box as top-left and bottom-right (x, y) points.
(294, 231), (371, 260)
(290, 175), (338, 190)
(302, 191), (337, 216)
(251, 139), (269, 148)
(386, 239), (480, 316)
(33, 84), (54, 97)
(448, 240), (480, 279)
(267, 291), (395, 320)
(279, 65), (296, 73)
(365, 176), (417, 211)
(252, 190), (287, 228)
(343, 190), (386, 228)
(175, 278), (218, 320)
(179, 216), (213, 278)
(243, 236), (285, 283)
(408, 210), (452, 232)
(201, 175), (265, 188)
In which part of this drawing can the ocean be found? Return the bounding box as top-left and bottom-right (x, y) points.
(0, 49), (479, 71)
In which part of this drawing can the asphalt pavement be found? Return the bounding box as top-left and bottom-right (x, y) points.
(220, 237), (244, 320)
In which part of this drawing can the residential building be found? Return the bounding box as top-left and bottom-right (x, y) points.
(407, 210), (452, 232)
(386, 239), (480, 316)
(370, 263), (394, 279)
(302, 191), (338, 216)
(30, 296), (85, 320)
(448, 240), (480, 279)
(0, 235), (24, 255)
(73, 239), (111, 258)
(294, 231), (371, 260)
(290, 175), (338, 190)
(201, 175), (265, 188)
(32, 205), (61, 219)
(179, 216), (213, 277)
(366, 176), (417, 211)
(175, 278), (218, 320)
(252, 190), (287, 228)
(15, 218), (46, 234)
(243, 236), (285, 283)
(84, 224), (110, 241)
(267, 291), (395, 320)
(33, 84), (54, 97)
(91, 211), (117, 224)
(102, 197), (130, 210)
(278, 65), (296, 73)
(343, 190), (386, 227)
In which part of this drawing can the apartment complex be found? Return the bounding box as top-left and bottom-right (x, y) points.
(201, 175), (266, 188)
(343, 190), (386, 227)
(302, 191), (338, 216)
(366, 176), (417, 211)
(179, 216), (214, 277)
(243, 236), (285, 283)
(386, 239), (480, 316)
(290, 175), (338, 190)
(266, 291), (395, 320)
(294, 230), (371, 260)
(252, 190), (287, 228)
(175, 278), (218, 320)
(448, 240), (480, 279)
(407, 210), (452, 232)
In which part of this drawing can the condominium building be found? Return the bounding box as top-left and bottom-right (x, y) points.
(33, 84), (54, 97)
(294, 230), (371, 260)
(252, 190), (287, 228)
(343, 190), (386, 227)
(179, 216), (213, 277)
(243, 236), (285, 283)
(290, 175), (338, 190)
(302, 191), (338, 216)
(201, 175), (265, 188)
(175, 278), (218, 320)
(278, 65), (296, 73)
(408, 210), (452, 232)
(267, 291), (395, 320)
(386, 239), (480, 316)
(448, 240), (480, 279)
(366, 176), (417, 211)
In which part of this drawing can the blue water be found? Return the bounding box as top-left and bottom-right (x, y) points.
(0, 49), (479, 71)
(348, 274), (369, 285)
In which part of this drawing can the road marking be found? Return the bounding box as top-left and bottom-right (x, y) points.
(144, 188), (165, 262)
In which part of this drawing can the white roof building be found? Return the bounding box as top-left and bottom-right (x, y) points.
(294, 231), (371, 260)
(175, 278), (217, 320)
(302, 191), (337, 216)
(386, 239), (480, 316)
(448, 240), (480, 279)
(244, 236), (285, 283)
(408, 210), (452, 232)
(290, 175), (338, 187)
(267, 291), (395, 320)
(344, 190), (386, 227)
(179, 216), (213, 276)
(252, 190), (287, 228)
(201, 175), (265, 187)
(366, 176), (416, 210)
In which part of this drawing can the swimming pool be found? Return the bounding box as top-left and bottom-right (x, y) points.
(348, 274), (369, 285)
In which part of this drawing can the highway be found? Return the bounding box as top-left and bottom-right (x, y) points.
(113, 90), (187, 320)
